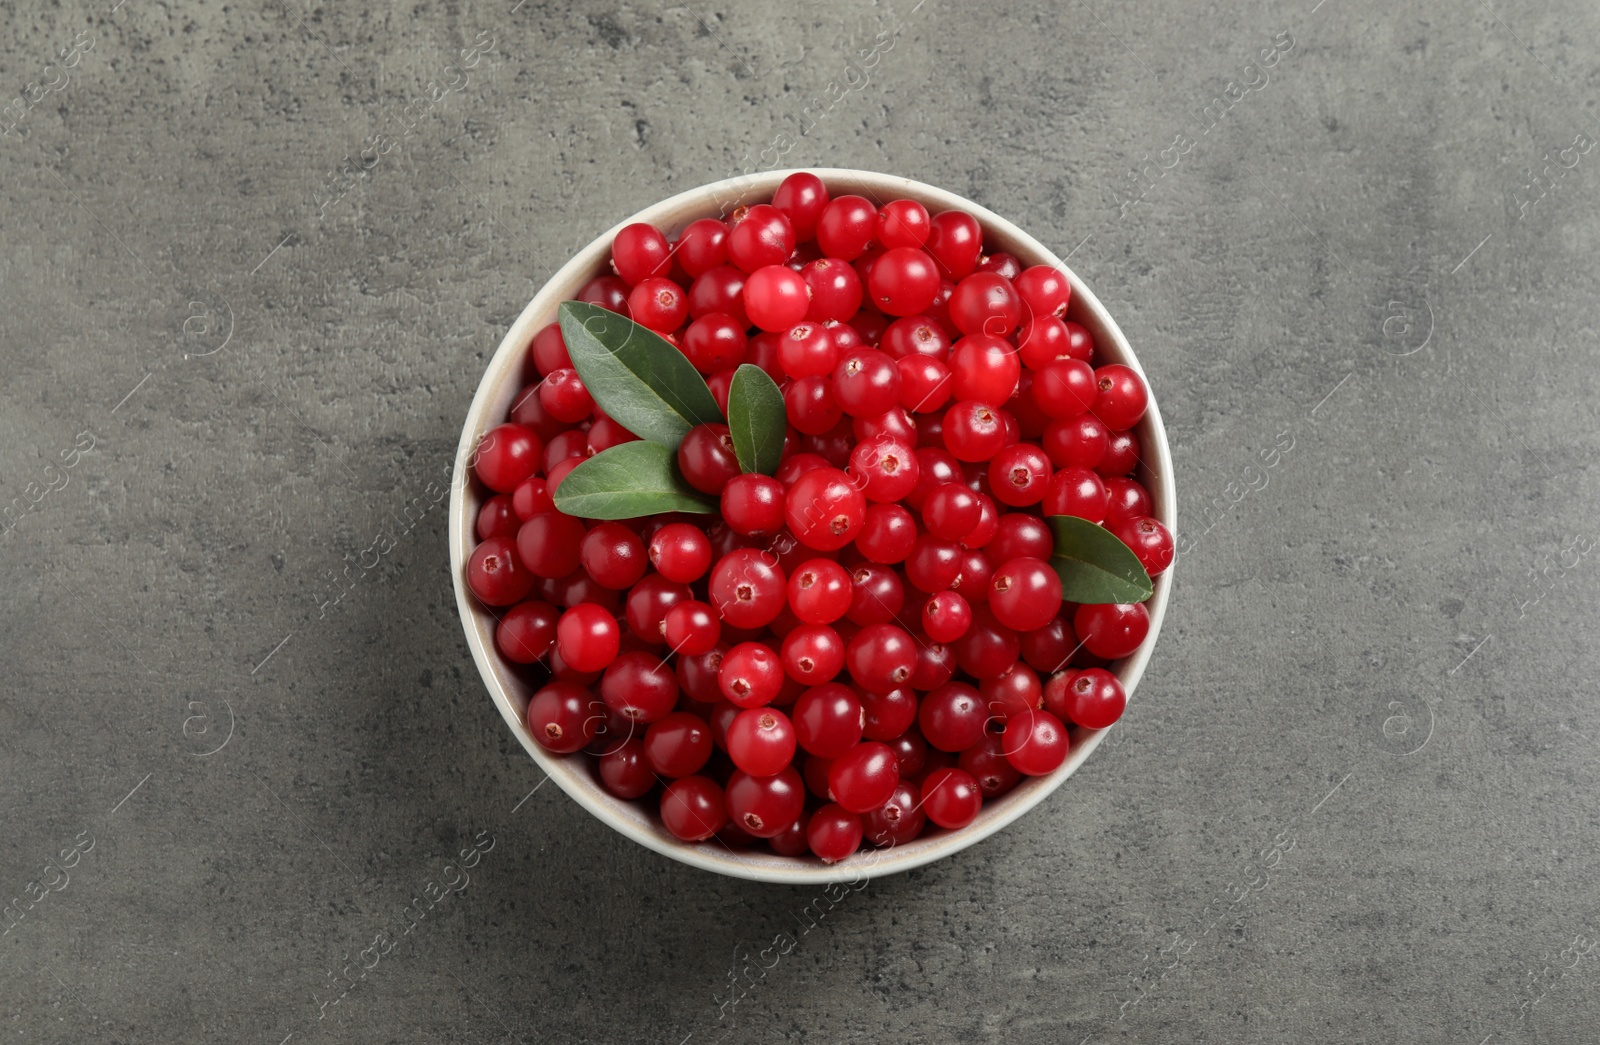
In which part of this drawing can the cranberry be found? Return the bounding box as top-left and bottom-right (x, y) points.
(950, 334), (1021, 405)
(781, 623), (845, 686)
(920, 482), (981, 541)
(1034, 359), (1098, 418)
(847, 563), (905, 625)
(662, 600), (721, 656)
(744, 264), (811, 331)
(988, 514), (1053, 564)
(1018, 314), (1072, 370)
(925, 210), (983, 279)
(862, 781), (925, 846)
(952, 607), (1021, 679)
(467, 536), (534, 606)
(801, 259), (863, 322)
(725, 767), (804, 837)
(1043, 414), (1109, 470)
(986, 444), (1051, 507)
(599, 651), (678, 722)
(816, 195), (878, 259)
(648, 522), (713, 583)
(1111, 516), (1174, 577)
(845, 623), (916, 694)
(772, 171), (830, 240)
(611, 222), (672, 284)
(857, 503), (918, 563)
(1020, 614), (1077, 674)
(676, 218), (729, 277)
(909, 640), (957, 691)
(921, 590), (972, 644)
(688, 266), (750, 327)
(1043, 466), (1109, 523)
(942, 400), (1008, 462)
(898, 355), (953, 414)
(853, 406), (918, 446)
(918, 682), (987, 752)
(496, 600), (559, 663)
(476, 494), (519, 540)
(682, 313), (748, 373)
(858, 686), (917, 741)
(868, 247), (941, 316)
(784, 375), (842, 436)
(528, 323), (571, 378)
(474, 423), (542, 493)
(785, 467), (866, 551)
(678, 645), (728, 704)
(877, 199), (930, 248)
(1045, 667), (1127, 729)
(807, 802), (864, 862)
(660, 775), (726, 841)
(579, 274), (632, 317)
(989, 557), (1064, 633)
(905, 534), (962, 593)
(642, 711), (714, 778)
(719, 640), (784, 708)
(526, 681), (604, 753)
(948, 272), (1023, 336)
(624, 573), (694, 644)
(721, 474), (786, 537)
(726, 707), (798, 776)
(627, 276), (688, 333)
(1002, 708), (1070, 776)
(678, 423), (741, 495)
(785, 558), (851, 624)
(921, 767), (982, 830)
(1103, 477), (1154, 524)
(791, 683), (864, 758)
(828, 742), (899, 813)
(768, 813), (811, 856)
(980, 663), (1043, 721)
(1098, 429), (1142, 477)
(1092, 364), (1149, 430)
(847, 437), (919, 503)
(728, 204), (796, 273)
(1073, 602), (1150, 660)
(580, 522), (647, 589)
(958, 733), (1022, 798)
(599, 738), (654, 798)
(833, 348), (903, 416)
(511, 476), (554, 520)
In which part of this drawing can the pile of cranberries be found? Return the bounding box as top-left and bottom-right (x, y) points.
(465, 173), (1172, 864)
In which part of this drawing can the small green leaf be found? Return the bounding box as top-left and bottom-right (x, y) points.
(727, 364), (786, 476)
(557, 301), (723, 448)
(551, 442), (716, 519)
(1047, 515), (1154, 604)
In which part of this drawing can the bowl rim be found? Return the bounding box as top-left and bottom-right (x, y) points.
(449, 168), (1175, 884)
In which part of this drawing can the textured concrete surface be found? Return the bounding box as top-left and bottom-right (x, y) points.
(4, 0), (1600, 1042)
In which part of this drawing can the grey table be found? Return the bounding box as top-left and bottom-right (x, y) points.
(4, 1), (1598, 1042)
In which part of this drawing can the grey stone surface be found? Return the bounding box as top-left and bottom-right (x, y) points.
(3, 0), (1599, 1041)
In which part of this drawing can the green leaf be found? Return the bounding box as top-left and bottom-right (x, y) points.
(1047, 515), (1154, 604)
(551, 441), (716, 519)
(557, 301), (723, 448)
(726, 364), (786, 476)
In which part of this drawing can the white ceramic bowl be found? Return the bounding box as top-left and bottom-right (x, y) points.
(450, 169), (1175, 884)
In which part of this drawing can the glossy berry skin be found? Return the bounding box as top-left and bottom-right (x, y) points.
(682, 313), (748, 373)
(816, 195), (879, 259)
(1098, 429), (1141, 477)
(678, 423), (742, 495)
(833, 348), (903, 416)
(688, 266), (750, 327)
(905, 535), (962, 593)
(877, 199), (931, 248)
(1034, 359), (1099, 418)
(777, 321), (838, 379)
(528, 323), (571, 378)
(772, 171), (829, 240)
(719, 641), (785, 708)
(726, 707), (797, 777)
(921, 482), (982, 541)
(989, 556), (1064, 633)
(857, 504), (918, 564)
(580, 522), (647, 589)
(784, 376), (842, 435)
(744, 264), (812, 331)
(1017, 314), (1073, 370)
(624, 574), (694, 645)
(981, 664), (1043, 721)
(922, 590), (972, 643)
(526, 682), (604, 754)
(910, 641), (957, 691)
(1002, 708), (1070, 776)
(802, 259), (864, 323)
(676, 218), (729, 277)
(950, 335), (1021, 406)
(791, 683), (864, 758)
(1014, 265), (1072, 318)
(467, 536), (534, 606)
(1092, 364), (1149, 430)
(943, 401), (1008, 462)
(785, 467), (866, 551)
(599, 738), (654, 798)
(495, 600), (559, 663)
(807, 803), (864, 862)
(862, 781), (926, 847)
(848, 437), (919, 503)
(725, 767), (804, 837)
(987, 443), (1052, 507)
(787, 558), (852, 624)
(643, 711), (714, 778)
(780, 623), (845, 686)
(611, 223), (672, 285)
(988, 514), (1053, 564)
(662, 600), (721, 656)
(579, 274), (632, 317)
(859, 686), (918, 741)
(1043, 466), (1109, 523)
(600, 651), (679, 723)
(959, 734), (1023, 799)
(1043, 414), (1108, 470)
(627, 276), (688, 333)
(845, 624), (917, 694)
(660, 776), (726, 841)
(649, 523), (713, 583)
(948, 272), (1023, 336)
(1019, 615), (1077, 674)
(918, 682), (988, 752)
(721, 474), (786, 536)
(827, 742), (899, 813)
(868, 247), (941, 316)
(728, 204), (796, 273)
(1102, 477), (1154, 525)
(920, 767), (982, 830)
(952, 608), (1021, 679)
(474, 424), (543, 492)
(898, 355), (953, 414)
(1111, 515), (1174, 576)
(1046, 667), (1126, 728)
(539, 368), (595, 424)
(925, 210), (983, 279)
(1074, 601), (1151, 660)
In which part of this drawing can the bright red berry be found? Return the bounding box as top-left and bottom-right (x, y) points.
(1045, 667), (1127, 728)
(785, 467), (866, 551)
(1002, 708), (1070, 776)
(726, 707), (797, 776)
(660, 776), (726, 841)
(1073, 602), (1151, 659)
(921, 767), (982, 829)
(1111, 515), (1174, 576)
(526, 682), (604, 753)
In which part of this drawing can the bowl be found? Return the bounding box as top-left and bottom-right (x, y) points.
(450, 169), (1175, 884)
